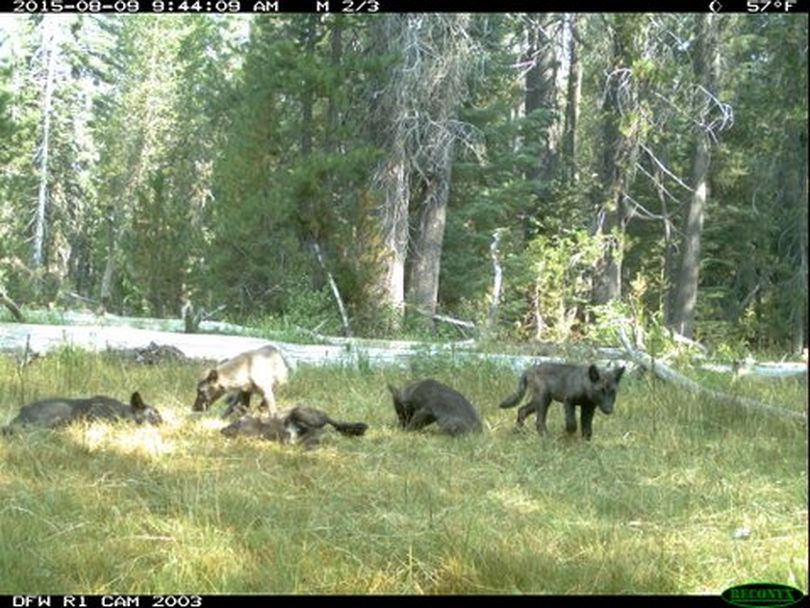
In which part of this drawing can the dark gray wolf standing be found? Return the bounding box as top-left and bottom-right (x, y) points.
(192, 345), (290, 417)
(499, 363), (625, 440)
(2, 392), (163, 434)
(220, 406), (368, 447)
(387, 379), (483, 436)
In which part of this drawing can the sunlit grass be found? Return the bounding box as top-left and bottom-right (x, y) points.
(0, 350), (806, 594)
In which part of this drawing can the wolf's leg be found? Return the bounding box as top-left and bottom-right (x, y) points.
(515, 402), (535, 427)
(405, 408), (436, 431)
(580, 404), (595, 440)
(564, 401), (577, 434)
(534, 393), (553, 435)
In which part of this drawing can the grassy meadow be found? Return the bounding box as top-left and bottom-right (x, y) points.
(0, 348), (807, 594)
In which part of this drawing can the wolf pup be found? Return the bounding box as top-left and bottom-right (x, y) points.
(2, 392), (163, 435)
(500, 363), (625, 440)
(387, 379), (483, 436)
(220, 405), (368, 447)
(193, 345), (290, 417)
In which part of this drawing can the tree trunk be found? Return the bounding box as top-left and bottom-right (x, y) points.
(32, 17), (58, 270)
(404, 15), (470, 323)
(669, 14), (720, 338)
(793, 134), (808, 353)
(99, 208), (117, 311)
(368, 16), (414, 325)
(592, 17), (641, 305)
(325, 17), (343, 154)
(370, 15), (472, 328)
(406, 145), (453, 318)
(375, 142), (410, 322)
(656, 165), (677, 324)
(789, 19), (808, 354)
(562, 13), (581, 187)
(524, 14), (559, 189)
(299, 16), (316, 158)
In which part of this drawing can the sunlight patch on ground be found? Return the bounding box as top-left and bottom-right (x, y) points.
(196, 417), (230, 432)
(82, 424), (175, 458)
(487, 486), (543, 515)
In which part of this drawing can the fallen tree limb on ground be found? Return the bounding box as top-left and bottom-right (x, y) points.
(616, 325), (807, 426)
(0, 291), (24, 322)
(0, 321), (623, 374)
(698, 360), (808, 378)
(1, 311), (804, 380)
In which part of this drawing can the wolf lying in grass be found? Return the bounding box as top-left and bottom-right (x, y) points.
(193, 345), (290, 417)
(220, 406), (368, 447)
(2, 392), (163, 435)
(388, 379), (482, 436)
(500, 363), (625, 440)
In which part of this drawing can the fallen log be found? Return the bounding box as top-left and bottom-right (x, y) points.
(616, 325), (806, 425)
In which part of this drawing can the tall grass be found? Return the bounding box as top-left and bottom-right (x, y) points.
(0, 350), (806, 594)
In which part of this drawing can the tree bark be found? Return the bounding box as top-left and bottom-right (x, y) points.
(561, 13), (582, 187)
(32, 17), (58, 270)
(406, 153), (452, 318)
(369, 16), (414, 326)
(99, 208), (117, 312)
(592, 17), (640, 305)
(325, 17), (343, 154)
(669, 14), (720, 338)
(789, 19), (808, 354)
(404, 15), (471, 323)
(524, 14), (559, 188)
(375, 141), (410, 322)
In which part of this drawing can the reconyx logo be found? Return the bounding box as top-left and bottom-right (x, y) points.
(722, 583), (805, 608)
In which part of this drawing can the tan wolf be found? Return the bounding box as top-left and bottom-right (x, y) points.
(192, 345), (290, 417)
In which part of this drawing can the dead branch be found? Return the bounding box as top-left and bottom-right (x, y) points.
(1, 291), (24, 322)
(488, 229), (503, 328)
(668, 329), (709, 355)
(406, 303), (476, 335)
(616, 324), (806, 425)
(312, 242), (352, 338)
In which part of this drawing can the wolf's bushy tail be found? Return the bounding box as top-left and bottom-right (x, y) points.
(327, 418), (369, 436)
(499, 371), (528, 409)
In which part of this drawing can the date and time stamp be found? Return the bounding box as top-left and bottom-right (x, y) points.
(8, 0), (803, 12)
(10, 0), (381, 12)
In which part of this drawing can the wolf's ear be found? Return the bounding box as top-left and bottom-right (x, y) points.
(588, 364), (600, 383)
(206, 369), (219, 383)
(386, 384), (399, 399)
(130, 391), (146, 410)
(614, 366), (626, 383)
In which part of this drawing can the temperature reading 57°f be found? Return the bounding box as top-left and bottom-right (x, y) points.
(747, 0), (796, 11)
(342, 0), (379, 12)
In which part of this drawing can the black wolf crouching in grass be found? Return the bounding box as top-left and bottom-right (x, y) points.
(220, 405), (368, 447)
(388, 379), (483, 436)
(500, 363), (625, 440)
(2, 392), (163, 435)
(193, 345), (290, 417)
